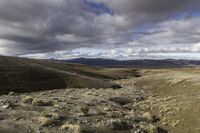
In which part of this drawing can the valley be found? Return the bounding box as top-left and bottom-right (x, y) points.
(0, 56), (199, 133)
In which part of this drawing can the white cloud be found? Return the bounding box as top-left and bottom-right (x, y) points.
(56, 34), (89, 43)
(191, 43), (200, 52)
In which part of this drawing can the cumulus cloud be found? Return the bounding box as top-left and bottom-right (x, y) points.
(0, 0), (200, 59)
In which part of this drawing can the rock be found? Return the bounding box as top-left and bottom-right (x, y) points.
(41, 112), (61, 119)
(148, 124), (158, 133)
(2, 103), (14, 109)
(133, 116), (146, 123)
(143, 112), (154, 122)
(135, 96), (145, 102)
(60, 123), (81, 133)
(32, 98), (51, 106)
(108, 97), (131, 105)
(52, 112), (62, 120)
(80, 106), (89, 114)
(22, 96), (33, 104)
(111, 84), (122, 89)
(41, 111), (52, 117)
(103, 107), (112, 111)
(172, 120), (181, 128)
(53, 104), (65, 109)
(109, 119), (129, 130)
(38, 117), (55, 127)
(8, 92), (15, 96)
(2, 104), (10, 109)
(134, 129), (145, 133)
(139, 122), (148, 130)
(13, 116), (23, 121)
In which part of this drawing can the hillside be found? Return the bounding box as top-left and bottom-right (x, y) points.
(0, 56), (138, 94)
(64, 58), (200, 68)
(134, 68), (200, 133)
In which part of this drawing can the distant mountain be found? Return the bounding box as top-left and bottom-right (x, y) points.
(63, 58), (200, 68)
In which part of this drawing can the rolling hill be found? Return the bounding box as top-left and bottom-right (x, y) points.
(0, 56), (138, 94)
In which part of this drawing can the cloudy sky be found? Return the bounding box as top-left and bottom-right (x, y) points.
(0, 0), (200, 60)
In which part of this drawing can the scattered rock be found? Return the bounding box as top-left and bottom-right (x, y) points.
(109, 97), (131, 105)
(109, 119), (129, 130)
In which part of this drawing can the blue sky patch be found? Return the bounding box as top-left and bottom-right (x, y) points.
(84, 0), (114, 15)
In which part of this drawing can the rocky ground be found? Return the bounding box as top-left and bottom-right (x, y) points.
(0, 78), (169, 133)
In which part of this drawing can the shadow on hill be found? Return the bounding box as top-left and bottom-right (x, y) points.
(0, 65), (67, 94)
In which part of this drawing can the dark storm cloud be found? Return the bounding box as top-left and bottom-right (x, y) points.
(0, 0), (200, 59)
(95, 0), (200, 25)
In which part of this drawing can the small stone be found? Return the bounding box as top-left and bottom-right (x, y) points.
(111, 84), (122, 89)
(135, 96), (145, 102)
(109, 119), (129, 130)
(80, 106), (89, 114)
(143, 112), (154, 122)
(133, 116), (146, 122)
(139, 122), (148, 130)
(53, 104), (65, 109)
(52, 113), (62, 120)
(2, 103), (14, 109)
(134, 129), (145, 133)
(8, 92), (15, 96)
(162, 122), (167, 126)
(2, 104), (10, 109)
(60, 123), (81, 133)
(109, 97), (131, 105)
(148, 124), (158, 133)
(13, 116), (22, 121)
(41, 112), (62, 120)
(103, 107), (112, 111)
(172, 120), (181, 128)
(38, 117), (55, 127)
(22, 96), (33, 104)
(32, 98), (51, 106)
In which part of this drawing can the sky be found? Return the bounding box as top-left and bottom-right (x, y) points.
(0, 0), (200, 60)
